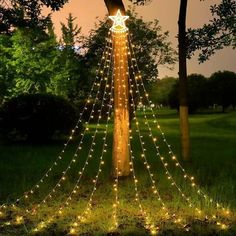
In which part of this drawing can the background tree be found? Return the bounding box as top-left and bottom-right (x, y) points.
(129, 0), (190, 161)
(208, 71), (236, 112)
(9, 21), (58, 95)
(187, 74), (208, 113)
(51, 14), (85, 102)
(147, 77), (177, 107)
(187, 0), (236, 63)
(0, 33), (14, 104)
(169, 74), (208, 114)
(84, 9), (176, 85)
(0, 0), (68, 34)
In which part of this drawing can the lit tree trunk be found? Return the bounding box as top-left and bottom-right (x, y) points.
(104, 0), (130, 176)
(178, 0), (190, 161)
(112, 31), (130, 177)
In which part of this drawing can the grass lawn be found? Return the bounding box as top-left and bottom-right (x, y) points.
(0, 109), (236, 235)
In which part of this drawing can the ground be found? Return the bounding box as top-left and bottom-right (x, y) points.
(0, 109), (236, 235)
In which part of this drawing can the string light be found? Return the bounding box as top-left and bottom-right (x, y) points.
(32, 42), (115, 233)
(0, 31), (113, 212)
(68, 76), (114, 235)
(128, 136), (158, 234)
(127, 32), (229, 227)
(0, 9), (231, 233)
(126, 49), (189, 230)
(30, 37), (114, 215)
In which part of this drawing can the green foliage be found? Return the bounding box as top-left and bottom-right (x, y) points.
(0, 14), (88, 102)
(169, 71), (236, 113)
(50, 14), (88, 102)
(187, 74), (208, 113)
(60, 13), (81, 47)
(128, 10), (177, 82)
(209, 71), (236, 111)
(147, 77), (177, 106)
(84, 9), (177, 83)
(0, 0), (68, 34)
(169, 74), (210, 113)
(187, 0), (236, 62)
(0, 93), (79, 143)
(9, 26), (58, 95)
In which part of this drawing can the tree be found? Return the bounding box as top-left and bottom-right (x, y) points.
(84, 9), (176, 85)
(9, 21), (58, 95)
(104, 0), (176, 176)
(0, 0), (68, 34)
(60, 13), (81, 47)
(178, 0), (190, 161)
(169, 74), (209, 114)
(103, 1), (128, 177)
(209, 71), (236, 112)
(51, 14), (85, 102)
(0, 33), (14, 104)
(187, 74), (208, 113)
(187, 0), (236, 63)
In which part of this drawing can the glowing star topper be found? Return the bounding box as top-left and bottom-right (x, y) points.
(109, 9), (129, 33)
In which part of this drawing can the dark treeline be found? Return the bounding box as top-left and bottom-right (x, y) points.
(148, 71), (236, 113)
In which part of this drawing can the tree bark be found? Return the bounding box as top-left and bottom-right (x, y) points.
(178, 0), (190, 161)
(104, 0), (125, 15)
(103, 0), (130, 176)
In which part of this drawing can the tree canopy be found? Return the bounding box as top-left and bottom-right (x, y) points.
(84, 9), (177, 84)
(0, 0), (68, 33)
(187, 0), (236, 62)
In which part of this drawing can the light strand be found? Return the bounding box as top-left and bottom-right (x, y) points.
(128, 33), (229, 213)
(69, 75), (114, 235)
(30, 38), (114, 215)
(33, 36), (115, 233)
(0, 31), (113, 211)
(127, 33), (229, 228)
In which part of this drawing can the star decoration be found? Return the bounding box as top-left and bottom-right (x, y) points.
(109, 9), (129, 33)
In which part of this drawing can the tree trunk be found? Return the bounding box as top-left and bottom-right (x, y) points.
(112, 31), (130, 177)
(104, 0), (130, 176)
(178, 0), (190, 161)
(104, 0), (125, 15)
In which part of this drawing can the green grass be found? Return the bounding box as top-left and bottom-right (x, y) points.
(0, 109), (236, 235)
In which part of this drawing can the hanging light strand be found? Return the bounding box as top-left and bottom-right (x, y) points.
(0, 31), (113, 212)
(110, 31), (123, 231)
(118, 32), (158, 234)
(127, 52), (189, 229)
(127, 33), (229, 227)
(33, 34), (115, 234)
(127, 34), (205, 213)
(69, 69), (114, 235)
(127, 33), (228, 213)
(62, 42), (114, 213)
(126, 39), (168, 212)
(30, 37), (114, 215)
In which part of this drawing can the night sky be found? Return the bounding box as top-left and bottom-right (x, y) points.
(44, 0), (236, 78)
